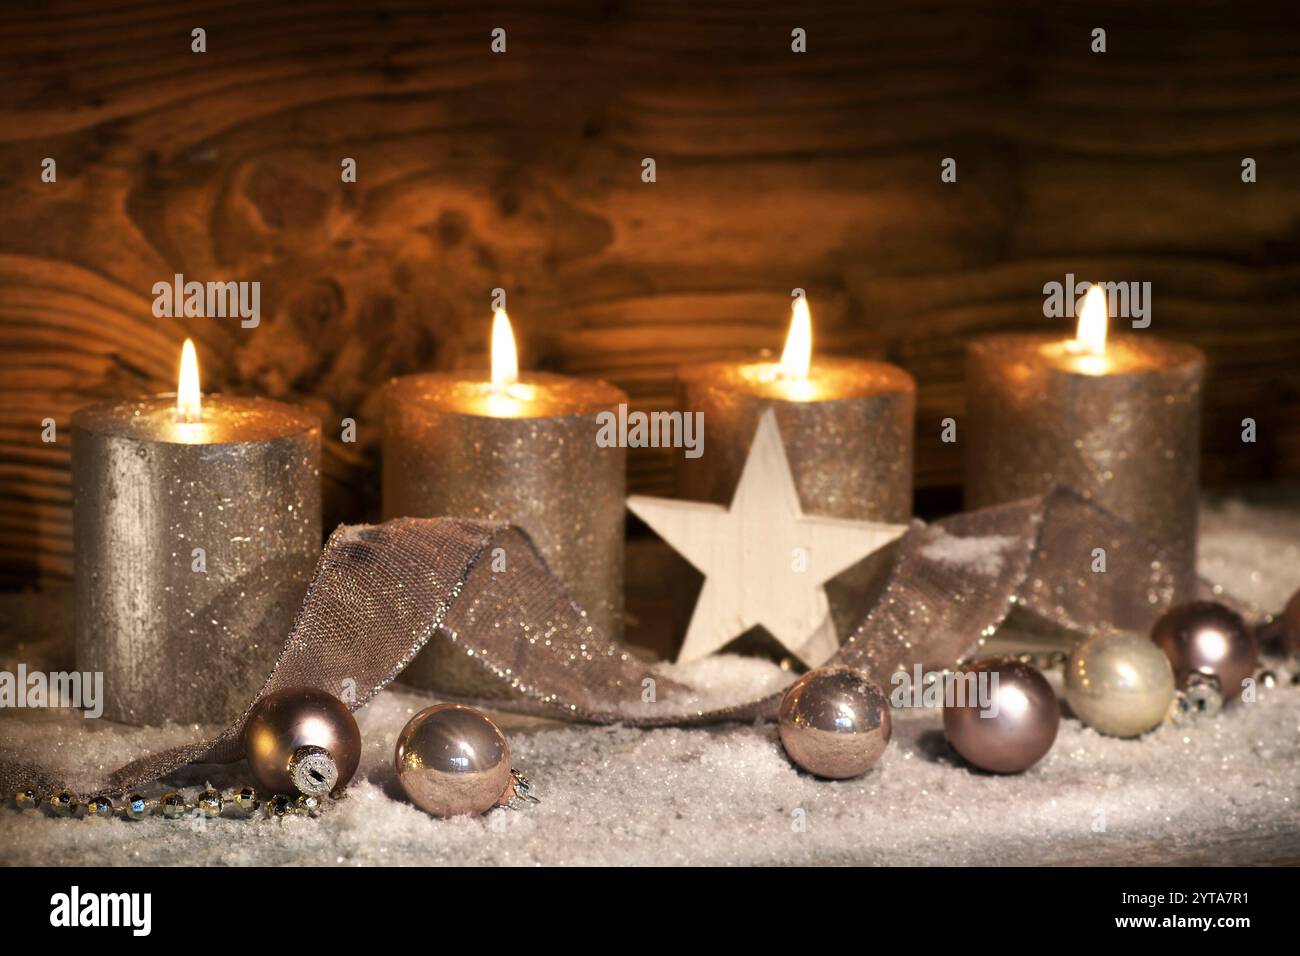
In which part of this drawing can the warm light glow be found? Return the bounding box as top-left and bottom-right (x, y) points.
(998, 685), (1031, 720)
(490, 308), (519, 387)
(1196, 629), (1229, 663)
(1075, 285), (1109, 357)
(177, 338), (202, 423)
(779, 296), (813, 380)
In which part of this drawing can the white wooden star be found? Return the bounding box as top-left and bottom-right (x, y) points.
(628, 409), (908, 666)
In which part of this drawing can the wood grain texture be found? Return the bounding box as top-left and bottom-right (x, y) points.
(2, 1), (1299, 584)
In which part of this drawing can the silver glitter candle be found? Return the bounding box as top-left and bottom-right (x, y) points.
(674, 300), (915, 653)
(675, 357), (915, 520)
(72, 358), (321, 726)
(965, 292), (1204, 568)
(382, 368), (627, 651)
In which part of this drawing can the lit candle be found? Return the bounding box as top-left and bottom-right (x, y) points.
(71, 339), (321, 725)
(965, 286), (1205, 567)
(382, 309), (628, 674)
(674, 296), (915, 649)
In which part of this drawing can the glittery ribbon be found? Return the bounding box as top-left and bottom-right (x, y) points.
(1, 487), (1241, 799)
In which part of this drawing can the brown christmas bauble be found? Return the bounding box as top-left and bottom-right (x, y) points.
(778, 666), (892, 779)
(395, 704), (514, 817)
(1280, 588), (1300, 657)
(1151, 601), (1258, 703)
(242, 687), (361, 797)
(943, 658), (1059, 774)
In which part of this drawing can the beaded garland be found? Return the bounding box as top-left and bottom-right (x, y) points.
(13, 785), (328, 821)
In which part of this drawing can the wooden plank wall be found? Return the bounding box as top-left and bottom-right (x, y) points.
(2, 1), (1299, 584)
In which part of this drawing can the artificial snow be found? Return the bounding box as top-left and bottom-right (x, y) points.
(2, 489), (1298, 865)
(918, 530), (1018, 577)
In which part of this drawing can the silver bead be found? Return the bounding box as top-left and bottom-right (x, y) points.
(233, 786), (259, 814)
(778, 667), (892, 779)
(160, 791), (186, 820)
(49, 788), (78, 817)
(86, 795), (114, 818)
(265, 794), (293, 818)
(197, 789), (223, 818)
(123, 793), (148, 820)
(294, 794), (322, 816)
(395, 704), (513, 817)
(1065, 631), (1175, 737)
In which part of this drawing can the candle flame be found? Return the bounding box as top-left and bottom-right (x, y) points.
(779, 296), (813, 380)
(177, 338), (202, 422)
(1075, 285), (1109, 357)
(490, 308), (519, 387)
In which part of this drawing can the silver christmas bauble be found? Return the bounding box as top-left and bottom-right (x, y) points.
(395, 704), (514, 817)
(1065, 630), (1175, 737)
(778, 666), (892, 779)
(943, 658), (1059, 774)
